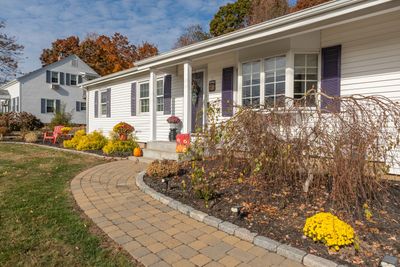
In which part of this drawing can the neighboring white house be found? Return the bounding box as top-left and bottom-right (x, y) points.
(0, 55), (99, 124)
(82, 0), (400, 165)
(0, 89), (10, 113)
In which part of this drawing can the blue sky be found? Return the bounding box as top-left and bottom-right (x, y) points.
(1, 0), (296, 74)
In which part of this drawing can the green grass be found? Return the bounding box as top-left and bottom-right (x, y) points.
(0, 144), (134, 266)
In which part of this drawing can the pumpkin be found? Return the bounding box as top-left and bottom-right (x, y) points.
(133, 147), (142, 157)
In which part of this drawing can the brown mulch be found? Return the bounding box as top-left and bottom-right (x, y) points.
(144, 160), (400, 267)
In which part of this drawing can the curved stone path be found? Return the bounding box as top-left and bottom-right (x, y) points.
(71, 160), (303, 267)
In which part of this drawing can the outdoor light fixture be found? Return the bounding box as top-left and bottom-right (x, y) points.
(231, 205), (243, 217)
(161, 178), (170, 190)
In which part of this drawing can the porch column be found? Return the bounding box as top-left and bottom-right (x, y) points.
(149, 70), (157, 141)
(183, 61), (192, 134)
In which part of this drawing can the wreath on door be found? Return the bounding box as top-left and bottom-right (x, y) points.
(192, 80), (201, 104)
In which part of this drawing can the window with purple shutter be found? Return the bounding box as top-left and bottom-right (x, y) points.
(94, 91), (99, 118)
(222, 67), (234, 117)
(131, 82), (137, 116)
(106, 88), (111, 118)
(321, 45), (341, 112)
(163, 75), (172, 115)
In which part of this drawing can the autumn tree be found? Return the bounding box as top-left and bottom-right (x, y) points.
(291, 0), (331, 12)
(173, 24), (210, 49)
(249, 0), (289, 25)
(40, 33), (158, 76)
(209, 0), (252, 37)
(0, 21), (24, 84)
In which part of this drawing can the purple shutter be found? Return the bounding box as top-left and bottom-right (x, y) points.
(55, 99), (61, 113)
(131, 83), (137, 116)
(222, 67), (234, 117)
(46, 70), (51, 83)
(106, 88), (111, 117)
(66, 73), (70, 86)
(94, 91), (99, 118)
(321, 45), (341, 112)
(60, 72), (65, 85)
(41, 99), (46, 113)
(163, 75), (172, 115)
(76, 101), (81, 112)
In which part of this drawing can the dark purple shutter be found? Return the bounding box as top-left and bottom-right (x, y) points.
(163, 75), (172, 115)
(222, 67), (234, 117)
(60, 72), (65, 85)
(55, 100), (61, 113)
(131, 82), (137, 116)
(76, 101), (81, 112)
(41, 99), (46, 113)
(46, 71), (51, 83)
(321, 45), (341, 112)
(94, 91), (99, 118)
(66, 73), (70, 86)
(106, 88), (111, 118)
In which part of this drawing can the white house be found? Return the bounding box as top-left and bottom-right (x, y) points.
(82, 0), (400, 155)
(0, 55), (99, 124)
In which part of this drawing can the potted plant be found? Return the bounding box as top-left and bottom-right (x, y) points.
(113, 122), (134, 141)
(166, 116), (181, 141)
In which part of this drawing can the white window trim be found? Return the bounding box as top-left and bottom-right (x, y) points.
(156, 78), (164, 113)
(238, 50), (321, 109)
(99, 89), (108, 118)
(138, 81), (150, 114)
(51, 71), (60, 84)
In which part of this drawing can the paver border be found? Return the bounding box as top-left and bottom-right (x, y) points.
(136, 171), (340, 267)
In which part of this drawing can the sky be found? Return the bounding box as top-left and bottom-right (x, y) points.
(1, 0), (297, 75)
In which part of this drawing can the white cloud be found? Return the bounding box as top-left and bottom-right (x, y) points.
(1, 0), (232, 74)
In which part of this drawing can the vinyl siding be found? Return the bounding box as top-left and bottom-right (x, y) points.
(321, 11), (400, 174)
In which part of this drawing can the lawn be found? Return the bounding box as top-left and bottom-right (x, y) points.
(0, 143), (134, 266)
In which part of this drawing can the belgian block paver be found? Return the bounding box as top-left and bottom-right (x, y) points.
(71, 160), (303, 266)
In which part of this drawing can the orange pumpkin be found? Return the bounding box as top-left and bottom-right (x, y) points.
(133, 147), (142, 157)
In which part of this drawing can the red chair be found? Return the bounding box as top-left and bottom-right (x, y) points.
(43, 125), (64, 144)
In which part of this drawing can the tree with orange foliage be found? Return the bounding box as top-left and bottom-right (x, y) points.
(40, 33), (158, 76)
(291, 0), (331, 12)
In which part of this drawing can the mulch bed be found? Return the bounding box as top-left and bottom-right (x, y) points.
(144, 160), (400, 267)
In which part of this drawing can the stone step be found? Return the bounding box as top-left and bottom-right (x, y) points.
(146, 141), (176, 152)
(142, 148), (179, 161)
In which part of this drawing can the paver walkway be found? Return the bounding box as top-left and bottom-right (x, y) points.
(71, 160), (303, 267)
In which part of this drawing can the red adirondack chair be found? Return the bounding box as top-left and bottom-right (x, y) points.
(43, 125), (64, 144)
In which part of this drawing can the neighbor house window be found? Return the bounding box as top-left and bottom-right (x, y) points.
(294, 54), (318, 106)
(80, 102), (86, 111)
(242, 61), (260, 107)
(265, 56), (286, 107)
(51, 71), (59, 83)
(70, 74), (77, 85)
(156, 79), (164, 112)
(46, 99), (55, 113)
(139, 82), (150, 113)
(100, 91), (108, 116)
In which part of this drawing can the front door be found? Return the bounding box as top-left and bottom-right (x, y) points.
(191, 72), (204, 133)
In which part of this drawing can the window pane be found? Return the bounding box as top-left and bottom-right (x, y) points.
(140, 83), (149, 98)
(307, 54), (318, 67)
(265, 96), (275, 107)
(265, 83), (274, 96)
(157, 80), (163, 96)
(243, 63), (251, 74)
(252, 74), (260, 85)
(101, 104), (107, 115)
(157, 97), (164, 111)
(51, 72), (58, 83)
(46, 100), (54, 113)
(294, 54), (306, 66)
(81, 102), (86, 111)
(252, 85), (260, 97)
(243, 86), (251, 98)
(306, 81), (318, 92)
(101, 92), (107, 103)
(242, 98), (251, 107)
(294, 67), (306, 80)
(243, 74), (251, 86)
(71, 74), (77, 85)
(141, 99), (149, 112)
(252, 61), (260, 73)
(276, 95), (286, 107)
(276, 56), (286, 69)
(265, 71), (275, 83)
(252, 97), (260, 106)
(294, 81), (305, 94)
(265, 58), (275, 71)
(276, 69), (285, 82)
(276, 82), (285, 95)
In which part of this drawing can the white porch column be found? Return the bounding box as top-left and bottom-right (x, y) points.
(149, 70), (157, 141)
(183, 61), (192, 134)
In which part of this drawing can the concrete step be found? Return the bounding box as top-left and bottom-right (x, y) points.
(142, 148), (179, 161)
(146, 141), (176, 152)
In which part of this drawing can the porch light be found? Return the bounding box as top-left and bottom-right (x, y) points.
(231, 205), (243, 217)
(161, 178), (170, 191)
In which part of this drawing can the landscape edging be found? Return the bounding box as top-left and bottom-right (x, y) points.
(136, 170), (340, 267)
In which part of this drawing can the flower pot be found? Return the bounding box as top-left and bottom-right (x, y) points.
(119, 133), (127, 141)
(169, 123), (178, 129)
(169, 128), (178, 141)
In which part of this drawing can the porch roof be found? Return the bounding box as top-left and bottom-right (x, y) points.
(82, 0), (400, 89)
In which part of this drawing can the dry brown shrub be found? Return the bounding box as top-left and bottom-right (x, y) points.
(191, 92), (400, 212)
(146, 160), (181, 178)
(24, 131), (38, 143)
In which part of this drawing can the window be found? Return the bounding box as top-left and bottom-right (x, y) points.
(51, 71), (59, 84)
(46, 99), (55, 113)
(70, 74), (77, 85)
(242, 61), (260, 107)
(71, 59), (78, 67)
(139, 82), (150, 113)
(294, 54), (318, 106)
(100, 91), (108, 116)
(265, 56), (286, 107)
(80, 102), (86, 111)
(156, 79), (164, 112)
